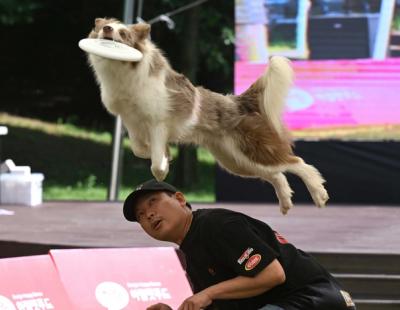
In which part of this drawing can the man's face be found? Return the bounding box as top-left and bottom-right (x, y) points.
(135, 191), (189, 242)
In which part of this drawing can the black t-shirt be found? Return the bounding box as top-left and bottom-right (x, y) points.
(180, 208), (342, 310)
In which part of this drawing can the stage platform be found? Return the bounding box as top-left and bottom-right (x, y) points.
(0, 202), (399, 256)
(2, 202), (400, 309)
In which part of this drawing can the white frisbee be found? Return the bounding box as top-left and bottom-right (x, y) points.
(78, 38), (143, 62)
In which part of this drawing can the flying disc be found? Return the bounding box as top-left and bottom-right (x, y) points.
(78, 38), (143, 61)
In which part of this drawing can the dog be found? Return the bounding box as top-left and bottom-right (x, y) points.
(86, 18), (329, 214)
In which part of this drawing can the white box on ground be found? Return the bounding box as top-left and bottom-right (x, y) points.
(0, 159), (31, 175)
(0, 173), (44, 206)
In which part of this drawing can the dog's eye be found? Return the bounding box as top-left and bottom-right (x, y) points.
(119, 30), (127, 38)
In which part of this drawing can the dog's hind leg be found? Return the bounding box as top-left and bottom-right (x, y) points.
(261, 172), (294, 215)
(284, 156), (329, 208)
(149, 124), (170, 181)
(207, 141), (295, 214)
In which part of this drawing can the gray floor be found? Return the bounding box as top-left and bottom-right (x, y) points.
(1, 202), (399, 254)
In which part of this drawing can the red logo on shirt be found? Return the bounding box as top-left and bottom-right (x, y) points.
(274, 231), (288, 244)
(245, 254), (261, 271)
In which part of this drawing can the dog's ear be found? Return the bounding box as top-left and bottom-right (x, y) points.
(130, 23), (151, 40)
(95, 18), (106, 27)
(94, 18), (108, 32)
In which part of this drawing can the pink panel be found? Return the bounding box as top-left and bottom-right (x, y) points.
(50, 248), (192, 310)
(0, 255), (73, 309)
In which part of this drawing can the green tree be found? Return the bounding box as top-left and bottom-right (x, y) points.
(0, 0), (41, 25)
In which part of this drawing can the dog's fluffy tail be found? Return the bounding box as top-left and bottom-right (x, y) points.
(260, 56), (294, 137)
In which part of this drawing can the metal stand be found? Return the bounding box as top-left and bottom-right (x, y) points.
(107, 0), (136, 201)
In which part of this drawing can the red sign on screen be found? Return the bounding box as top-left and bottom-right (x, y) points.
(50, 247), (193, 310)
(0, 255), (72, 310)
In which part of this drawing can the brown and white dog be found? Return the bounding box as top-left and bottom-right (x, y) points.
(87, 18), (329, 214)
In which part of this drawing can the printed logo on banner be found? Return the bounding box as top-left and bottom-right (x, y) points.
(95, 282), (130, 310)
(95, 281), (172, 308)
(0, 295), (16, 310)
(314, 88), (361, 103)
(287, 88), (314, 112)
(0, 292), (54, 310)
(128, 282), (171, 302)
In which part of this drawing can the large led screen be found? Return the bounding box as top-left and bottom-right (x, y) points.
(235, 0), (400, 140)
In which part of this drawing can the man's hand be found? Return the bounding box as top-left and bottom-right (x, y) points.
(147, 303), (173, 310)
(178, 291), (212, 310)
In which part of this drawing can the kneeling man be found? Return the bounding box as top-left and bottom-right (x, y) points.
(123, 179), (356, 310)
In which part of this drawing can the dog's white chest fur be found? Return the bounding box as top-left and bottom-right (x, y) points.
(90, 55), (169, 125)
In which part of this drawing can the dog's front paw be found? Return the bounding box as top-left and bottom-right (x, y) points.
(131, 143), (151, 159)
(151, 164), (169, 182)
(133, 149), (151, 159)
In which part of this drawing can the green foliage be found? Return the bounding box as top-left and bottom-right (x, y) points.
(76, 174), (97, 190)
(222, 27), (235, 45)
(1, 114), (215, 201)
(393, 13), (400, 31)
(269, 40), (296, 52)
(144, 0), (234, 92)
(0, 0), (41, 25)
(197, 1), (234, 78)
(197, 0), (234, 85)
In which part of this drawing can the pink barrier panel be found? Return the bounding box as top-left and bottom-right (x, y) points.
(50, 248), (193, 310)
(235, 59), (400, 130)
(0, 255), (73, 310)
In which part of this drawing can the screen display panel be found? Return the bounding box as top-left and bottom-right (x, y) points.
(235, 0), (400, 140)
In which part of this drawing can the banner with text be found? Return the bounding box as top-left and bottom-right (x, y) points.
(50, 247), (193, 310)
(0, 255), (73, 310)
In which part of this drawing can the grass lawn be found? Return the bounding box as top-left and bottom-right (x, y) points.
(0, 113), (216, 202)
(268, 41), (296, 53)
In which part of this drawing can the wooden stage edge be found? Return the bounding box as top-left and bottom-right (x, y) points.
(1, 202), (399, 257)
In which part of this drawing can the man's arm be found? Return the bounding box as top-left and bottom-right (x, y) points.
(178, 259), (285, 310)
(206, 258), (285, 299)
